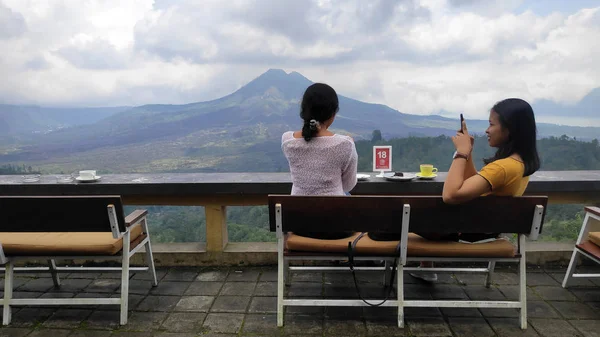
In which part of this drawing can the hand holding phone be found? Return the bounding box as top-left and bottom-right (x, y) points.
(459, 114), (464, 133)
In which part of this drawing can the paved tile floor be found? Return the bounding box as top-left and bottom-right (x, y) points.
(0, 264), (599, 336)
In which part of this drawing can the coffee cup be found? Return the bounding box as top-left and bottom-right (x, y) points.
(419, 164), (438, 177)
(79, 170), (97, 179)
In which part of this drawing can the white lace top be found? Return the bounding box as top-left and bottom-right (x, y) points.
(281, 131), (358, 196)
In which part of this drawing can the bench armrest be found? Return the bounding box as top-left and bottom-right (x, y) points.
(585, 206), (600, 218)
(125, 209), (148, 227)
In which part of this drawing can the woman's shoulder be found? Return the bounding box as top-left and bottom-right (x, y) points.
(485, 157), (524, 174)
(281, 131), (296, 143)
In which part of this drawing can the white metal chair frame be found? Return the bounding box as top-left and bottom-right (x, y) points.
(562, 207), (600, 288)
(0, 205), (158, 326)
(276, 202), (545, 330)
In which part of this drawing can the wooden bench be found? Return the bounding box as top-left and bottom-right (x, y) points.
(0, 196), (158, 325)
(562, 206), (600, 288)
(269, 195), (547, 329)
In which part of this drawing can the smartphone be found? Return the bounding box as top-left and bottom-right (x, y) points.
(459, 114), (464, 133)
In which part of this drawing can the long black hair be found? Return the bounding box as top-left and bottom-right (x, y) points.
(300, 83), (339, 141)
(484, 98), (540, 176)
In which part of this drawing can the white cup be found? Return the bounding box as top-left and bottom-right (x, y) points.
(79, 170), (97, 179)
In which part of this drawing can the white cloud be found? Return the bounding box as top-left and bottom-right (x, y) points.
(0, 0), (598, 126)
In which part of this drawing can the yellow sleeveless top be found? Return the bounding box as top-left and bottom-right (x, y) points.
(478, 157), (529, 196)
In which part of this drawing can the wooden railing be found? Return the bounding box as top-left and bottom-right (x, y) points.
(1, 171), (599, 264)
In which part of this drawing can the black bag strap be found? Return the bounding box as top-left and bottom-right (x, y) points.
(347, 233), (402, 307)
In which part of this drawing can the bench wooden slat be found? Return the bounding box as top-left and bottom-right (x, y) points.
(0, 196), (126, 233)
(268, 195), (547, 234)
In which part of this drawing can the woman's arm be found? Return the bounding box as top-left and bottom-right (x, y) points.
(443, 125), (490, 204)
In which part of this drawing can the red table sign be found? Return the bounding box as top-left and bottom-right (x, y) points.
(373, 146), (392, 174)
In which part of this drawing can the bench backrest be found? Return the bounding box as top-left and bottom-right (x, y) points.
(268, 195), (547, 237)
(0, 196), (126, 234)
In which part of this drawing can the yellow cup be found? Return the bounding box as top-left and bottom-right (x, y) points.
(420, 164), (438, 176)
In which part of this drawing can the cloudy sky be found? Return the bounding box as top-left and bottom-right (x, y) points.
(1, 0), (598, 125)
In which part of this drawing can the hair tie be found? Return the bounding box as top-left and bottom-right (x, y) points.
(309, 119), (321, 130)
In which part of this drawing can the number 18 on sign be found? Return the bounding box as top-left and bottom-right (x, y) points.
(373, 146), (392, 177)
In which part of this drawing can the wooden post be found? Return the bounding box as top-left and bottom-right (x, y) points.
(205, 205), (228, 252)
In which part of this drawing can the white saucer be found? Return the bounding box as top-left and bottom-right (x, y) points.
(357, 174), (370, 181)
(22, 177), (40, 183)
(415, 173), (437, 180)
(384, 173), (416, 181)
(76, 176), (101, 182)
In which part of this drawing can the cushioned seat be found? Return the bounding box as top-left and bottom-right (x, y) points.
(285, 232), (360, 254)
(0, 224), (144, 256)
(285, 232), (516, 258)
(588, 232), (600, 247)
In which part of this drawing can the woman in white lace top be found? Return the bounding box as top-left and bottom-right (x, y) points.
(281, 83), (358, 238)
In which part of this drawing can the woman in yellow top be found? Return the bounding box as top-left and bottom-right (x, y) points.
(412, 98), (541, 282)
(443, 98), (540, 202)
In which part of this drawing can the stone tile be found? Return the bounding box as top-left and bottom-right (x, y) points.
(571, 319), (600, 337)
(184, 281), (223, 296)
(448, 317), (495, 337)
(365, 317), (407, 336)
(551, 301), (600, 319)
(121, 311), (168, 331)
(12, 291), (43, 298)
(464, 285), (506, 300)
(248, 296), (276, 313)
(285, 306), (324, 316)
(407, 316), (452, 336)
(479, 308), (520, 318)
(242, 313), (281, 335)
(16, 278), (54, 292)
(149, 281), (190, 296)
(440, 308), (482, 317)
(487, 318), (541, 337)
(47, 278), (93, 293)
(324, 318), (367, 335)
(0, 328), (32, 337)
(293, 271), (323, 283)
(8, 308), (55, 328)
(68, 331), (113, 337)
(65, 272), (101, 279)
(153, 333), (197, 337)
(286, 282), (322, 298)
(99, 272), (123, 279)
(529, 318), (582, 337)
(202, 313), (244, 334)
(28, 329), (71, 337)
(219, 282), (256, 296)
(497, 285), (541, 300)
(528, 300), (559, 318)
(136, 295), (181, 312)
(210, 295), (250, 313)
(283, 315), (324, 335)
(226, 269), (260, 282)
(527, 273), (560, 286)
(325, 306), (364, 319)
(254, 282), (276, 296)
(363, 306), (397, 318)
(429, 284), (469, 299)
(405, 307), (443, 317)
(492, 272), (520, 285)
(160, 312), (206, 332)
(84, 309), (121, 330)
(259, 269), (278, 282)
(124, 279), (154, 295)
(111, 332), (150, 337)
(0, 278), (27, 291)
(85, 279), (121, 293)
(455, 273), (487, 286)
(550, 272), (595, 287)
(163, 269), (200, 282)
(571, 288), (600, 302)
(39, 292), (75, 301)
(109, 293), (145, 311)
(196, 270), (228, 282)
(323, 284), (360, 299)
(404, 284), (433, 300)
(132, 269), (167, 281)
(41, 308), (93, 328)
(174, 296), (214, 312)
(533, 286), (578, 301)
